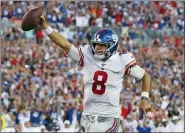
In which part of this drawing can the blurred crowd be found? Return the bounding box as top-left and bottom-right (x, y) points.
(1, 1), (184, 30)
(1, 1), (184, 132)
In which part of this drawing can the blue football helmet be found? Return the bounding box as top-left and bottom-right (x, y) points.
(90, 28), (119, 60)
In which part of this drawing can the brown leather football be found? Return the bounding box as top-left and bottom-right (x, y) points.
(21, 7), (42, 31)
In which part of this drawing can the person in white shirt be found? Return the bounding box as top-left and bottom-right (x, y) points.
(40, 125), (47, 133)
(21, 121), (32, 132)
(121, 114), (138, 132)
(57, 113), (77, 132)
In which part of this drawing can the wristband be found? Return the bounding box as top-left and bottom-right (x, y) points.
(43, 26), (53, 35)
(141, 92), (149, 98)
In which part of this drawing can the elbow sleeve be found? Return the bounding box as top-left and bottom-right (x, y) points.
(130, 65), (145, 79)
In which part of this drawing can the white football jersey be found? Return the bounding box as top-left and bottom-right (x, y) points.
(76, 45), (137, 118)
(123, 119), (138, 132)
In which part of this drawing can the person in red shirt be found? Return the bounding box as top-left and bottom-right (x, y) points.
(35, 27), (43, 44)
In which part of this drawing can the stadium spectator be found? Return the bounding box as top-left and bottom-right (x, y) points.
(137, 120), (152, 133)
(57, 112), (77, 132)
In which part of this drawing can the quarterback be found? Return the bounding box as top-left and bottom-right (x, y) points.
(39, 14), (151, 132)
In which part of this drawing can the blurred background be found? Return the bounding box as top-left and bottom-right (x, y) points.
(1, 1), (184, 132)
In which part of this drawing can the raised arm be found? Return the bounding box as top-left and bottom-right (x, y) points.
(39, 14), (71, 53)
(39, 14), (80, 61)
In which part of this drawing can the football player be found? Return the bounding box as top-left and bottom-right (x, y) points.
(39, 14), (151, 132)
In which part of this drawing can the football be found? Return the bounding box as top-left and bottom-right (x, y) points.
(21, 7), (42, 31)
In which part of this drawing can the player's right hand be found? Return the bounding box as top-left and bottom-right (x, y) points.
(39, 13), (49, 29)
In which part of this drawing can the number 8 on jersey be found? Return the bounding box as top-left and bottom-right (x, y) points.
(92, 70), (108, 95)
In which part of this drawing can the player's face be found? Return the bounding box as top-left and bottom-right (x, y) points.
(94, 43), (108, 55)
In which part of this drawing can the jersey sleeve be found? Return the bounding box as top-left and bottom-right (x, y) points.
(67, 45), (80, 61)
(122, 52), (137, 76)
(77, 47), (84, 67)
(67, 45), (84, 67)
(130, 65), (145, 79)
